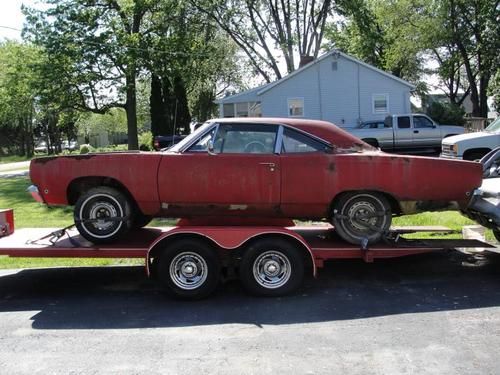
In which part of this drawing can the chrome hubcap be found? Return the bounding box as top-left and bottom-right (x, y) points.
(170, 252), (208, 290)
(253, 251), (291, 289)
(348, 201), (378, 231)
(89, 202), (117, 231)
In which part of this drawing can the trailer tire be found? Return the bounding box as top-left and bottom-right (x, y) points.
(239, 238), (304, 297)
(74, 186), (132, 244)
(157, 239), (220, 299)
(332, 192), (392, 245)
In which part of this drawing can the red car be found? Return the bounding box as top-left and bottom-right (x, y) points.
(29, 118), (483, 244)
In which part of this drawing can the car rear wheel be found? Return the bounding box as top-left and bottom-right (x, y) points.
(156, 239), (220, 299)
(74, 186), (133, 244)
(239, 238), (304, 297)
(332, 192), (392, 245)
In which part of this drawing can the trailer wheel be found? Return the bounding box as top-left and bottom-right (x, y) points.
(157, 239), (220, 299)
(494, 229), (500, 243)
(332, 192), (392, 245)
(74, 186), (132, 244)
(239, 238), (304, 297)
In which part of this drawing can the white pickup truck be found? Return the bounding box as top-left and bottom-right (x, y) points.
(349, 114), (465, 153)
(441, 117), (500, 160)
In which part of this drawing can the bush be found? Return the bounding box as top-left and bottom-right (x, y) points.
(426, 102), (466, 126)
(138, 131), (153, 151)
(79, 144), (94, 154)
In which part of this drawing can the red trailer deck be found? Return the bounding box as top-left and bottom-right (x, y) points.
(0, 223), (496, 299)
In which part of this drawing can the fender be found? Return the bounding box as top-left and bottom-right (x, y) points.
(145, 226), (317, 277)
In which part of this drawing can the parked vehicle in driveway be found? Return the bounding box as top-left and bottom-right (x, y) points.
(441, 117), (500, 160)
(153, 135), (186, 150)
(29, 117), (485, 245)
(349, 114), (464, 153)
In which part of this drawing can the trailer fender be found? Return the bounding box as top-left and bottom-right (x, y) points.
(145, 227), (317, 277)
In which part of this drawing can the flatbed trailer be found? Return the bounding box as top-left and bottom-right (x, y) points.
(0, 217), (497, 299)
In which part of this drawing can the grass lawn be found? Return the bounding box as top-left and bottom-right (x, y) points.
(0, 155), (32, 164)
(0, 177), (141, 269)
(0, 176), (494, 269)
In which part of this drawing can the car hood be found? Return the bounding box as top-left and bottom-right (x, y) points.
(442, 131), (496, 145)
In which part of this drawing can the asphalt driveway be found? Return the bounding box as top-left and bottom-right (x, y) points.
(0, 250), (499, 374)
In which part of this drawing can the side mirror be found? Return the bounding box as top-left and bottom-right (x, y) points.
(207, 139), (216, 155)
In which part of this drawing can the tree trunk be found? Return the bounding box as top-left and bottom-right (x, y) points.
(150, 73), (165, 137)
(125, 71), (139, 150)
(172, 76), (191, 134)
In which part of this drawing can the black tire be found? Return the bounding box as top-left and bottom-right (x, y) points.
(133, 213), (153, 229)
(332, 192), (392, 245)
(239, 238), (304, 297)
(494, 229), (500, 243)
(156, 239), (220, 300)
(74, 186), (133, 244)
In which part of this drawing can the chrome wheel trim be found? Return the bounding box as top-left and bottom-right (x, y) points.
(169, 252), (208, 290)
(342, 194), (388, 237)
(252, 250), (291, 289)
(79, 193), (124, 239)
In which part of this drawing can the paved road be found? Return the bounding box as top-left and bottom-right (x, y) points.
(0, 161), (30, 178)
(0, 250), (499, 374)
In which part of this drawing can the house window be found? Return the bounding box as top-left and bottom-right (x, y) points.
(223, 102), (262, 118)
(249, 102), (262, 117)
(288, 98), (304, 117)
(223, 103), (235, 118)
(372, 94), (389, 114)
(236, 102), (249, 117)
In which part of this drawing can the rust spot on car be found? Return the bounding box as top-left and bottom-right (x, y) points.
(32, 157), (58, 164)
(328, 163), (336, 172)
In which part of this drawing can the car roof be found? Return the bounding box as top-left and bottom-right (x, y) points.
(210, 117), (365, 148)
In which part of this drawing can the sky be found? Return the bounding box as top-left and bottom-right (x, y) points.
(0, 0), (31, 40)
(0, 0), (441, 98)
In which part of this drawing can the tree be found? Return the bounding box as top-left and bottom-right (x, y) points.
(23, 0), (160, 150)
(0, 41), (39, 156)
(443, 0), (499, 117)
(193, 0), (337, 83)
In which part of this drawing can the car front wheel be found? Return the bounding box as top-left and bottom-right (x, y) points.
(74, 186), (133, 244)
(332, 192), (392, 245)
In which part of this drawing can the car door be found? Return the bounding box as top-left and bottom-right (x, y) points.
(157, 122), (281, 217)
(278, 126), (334, 218)
(412, 115), (441, 148)
(393, 115), (413, 150)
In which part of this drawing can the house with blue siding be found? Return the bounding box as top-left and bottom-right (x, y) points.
(215, 50), (415, 128)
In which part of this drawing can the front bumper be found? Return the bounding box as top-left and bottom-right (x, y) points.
(465, 179), (500, 229)
(463, 148), (500, 230)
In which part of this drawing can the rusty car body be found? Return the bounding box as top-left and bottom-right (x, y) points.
(29, 118), (484, 245)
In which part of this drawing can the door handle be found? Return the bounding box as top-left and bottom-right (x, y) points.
(413, 130), (419, 134)
(259, 162), (276, 171)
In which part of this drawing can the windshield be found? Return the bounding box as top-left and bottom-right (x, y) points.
(486, 117), (500, 132)
(168, 122), (214, 152)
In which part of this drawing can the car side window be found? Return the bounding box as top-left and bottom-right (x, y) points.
(187, 128), (217, 152)
(397, 116), (410, 129)
(213, 124), (278, 154)
(414, 116), (434, 128)
(281, 127), (330, 153)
